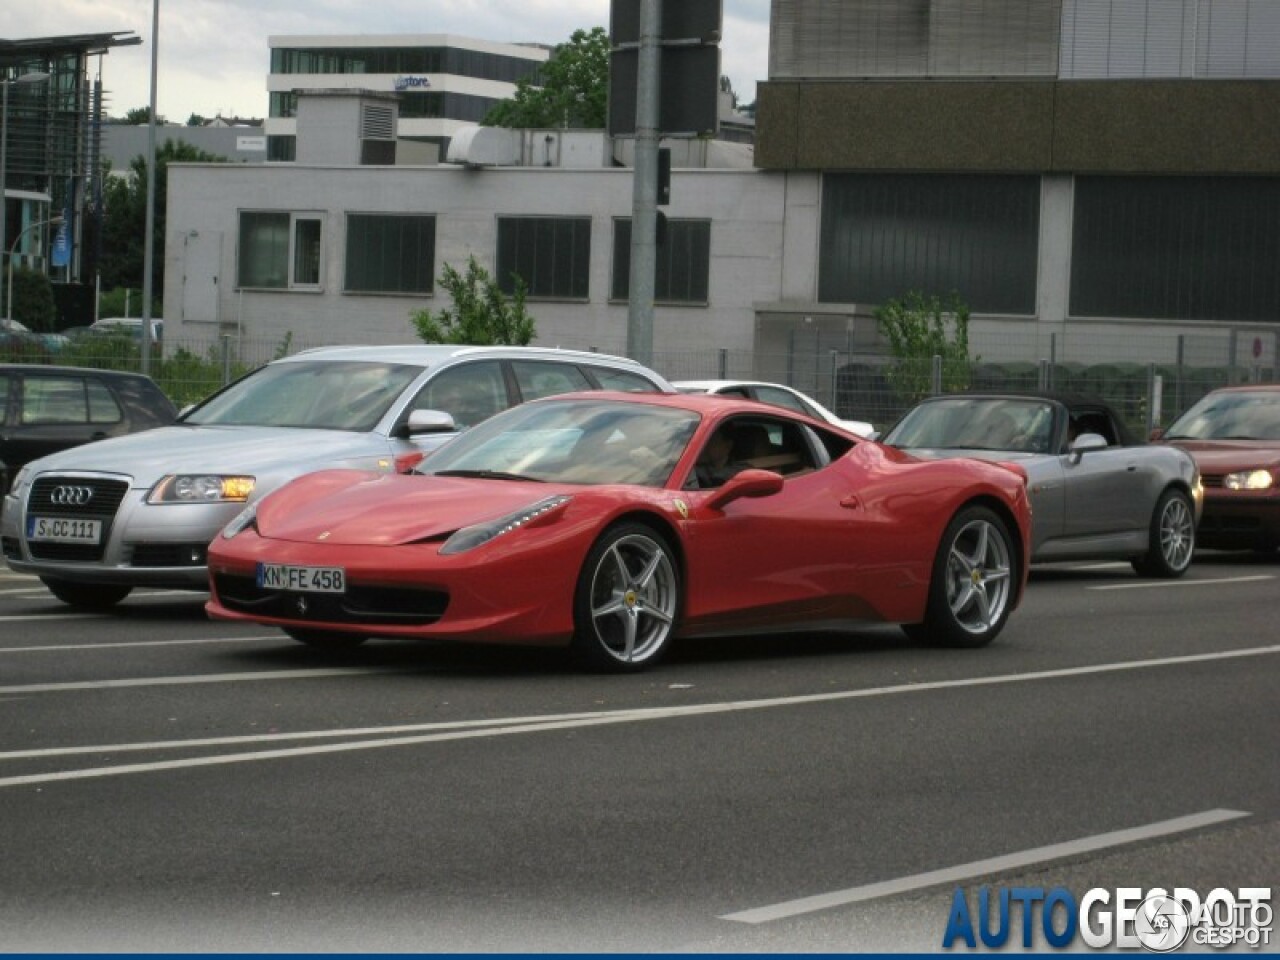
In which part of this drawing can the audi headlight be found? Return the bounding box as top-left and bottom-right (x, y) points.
(148, 474), (255, 504)
(439, 495), (571, 556)
(220, 502), (259, 539)
(7, 466), (31, 495)
(1224, 469), (1275, 491)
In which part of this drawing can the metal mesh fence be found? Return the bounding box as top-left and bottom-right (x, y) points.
(2, 325), (1275, 436)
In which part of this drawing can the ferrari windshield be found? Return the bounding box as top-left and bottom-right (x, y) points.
(183, 361), (423, 431)
(1166, 390), (1280, 441)
(422, 398), (699, 486)
(886, 397), (1056, 453)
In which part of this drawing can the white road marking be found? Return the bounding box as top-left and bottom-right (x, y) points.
(0, 667), (391, 696)
(0, 635), (281, 654)
(0, 644), (1275, 788)
(0, 613), (102, 622)
(719, 809), (1250, 924)
(1088, 574), (1274, 591)
(0, 587), (206, 598)
(1068, 561), (1133, 571)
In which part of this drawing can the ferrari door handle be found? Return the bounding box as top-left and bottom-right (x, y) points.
(840, 494), (861, 510)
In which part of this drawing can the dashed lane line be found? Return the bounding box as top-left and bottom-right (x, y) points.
(0, 635), (282, 653)
(1087, 574), (1274, 591)
(0, 644), (1276, 788)
(719, 809), (1251, 924)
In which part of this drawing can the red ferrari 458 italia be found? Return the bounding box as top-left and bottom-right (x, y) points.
(207, 392), (1032, 671)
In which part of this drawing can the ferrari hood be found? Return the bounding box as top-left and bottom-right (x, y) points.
(253, 470), (570, 546)
(1170, 440), (1280, 475)
(20, 425), (391, 487)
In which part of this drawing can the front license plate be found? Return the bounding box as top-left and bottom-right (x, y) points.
(27, 516), (103, 544)
(256, 563), (346, 594)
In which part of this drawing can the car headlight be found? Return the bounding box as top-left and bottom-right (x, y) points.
(148, 475), (255, 503)
(439, 495), (571, 556)
(1223, 469), (1275, 491)
(7, 466), (30, 495)
(220, 502), (259, 539)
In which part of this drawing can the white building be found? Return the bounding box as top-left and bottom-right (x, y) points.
(265, 35), (549, 163)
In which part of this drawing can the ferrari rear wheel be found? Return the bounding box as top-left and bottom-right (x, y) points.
(572, 522), (680, 672)
(1131, 488), (1195, 578)
(40, 577), (132, 610)
(911, 505), (1015, 648)
(284, 627), (368, 651)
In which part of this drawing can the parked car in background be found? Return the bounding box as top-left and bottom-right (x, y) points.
(882, 393), (1201, 577)
(88, 317), (164, 342)
(207, 391), (1031, 670)
(673, 379), (875, 436)
(2, 345), (673, 608)
(1157, 384), (1280, 553)
(0, 364), (176, 496)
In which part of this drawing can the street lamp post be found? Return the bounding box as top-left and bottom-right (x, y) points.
(1, 70), (52, 320)
(6, 215), (63, 327)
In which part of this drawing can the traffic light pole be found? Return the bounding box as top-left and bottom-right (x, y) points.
(626, 0), (662, 369)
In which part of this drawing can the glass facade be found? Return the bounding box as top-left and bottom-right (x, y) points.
(496, 216), (591, 300)
(611, 218), (711, 304)
(819, 173), (1041, 314)
(1071, 176), (1280, 323)
(270, 46), (542, 85)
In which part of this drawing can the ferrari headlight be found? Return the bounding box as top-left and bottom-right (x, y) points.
(148, 474), (256, 503)
(439, 495), (571, 556)
(220, 502), (259, 539)
(1224, 469), (1274, 491)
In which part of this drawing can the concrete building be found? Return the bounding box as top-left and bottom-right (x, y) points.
(102, 122), (266, 172)
(265, 35), (548, 163)
(165, 3), (1280, 406)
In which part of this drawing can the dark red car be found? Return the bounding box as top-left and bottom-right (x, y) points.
(1159, 384), (1280, 553)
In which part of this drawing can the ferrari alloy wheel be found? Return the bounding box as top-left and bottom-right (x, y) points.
(572, 523), (680, 671)
(284, 627), (368, 650)
(910, 506), (1015, 648)
(1131, 488), (1195, 578)
(40, 577), (132, 610)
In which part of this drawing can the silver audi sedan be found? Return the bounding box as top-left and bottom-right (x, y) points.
(882, 393), (1202, 577)
(1, 344), (672, 607)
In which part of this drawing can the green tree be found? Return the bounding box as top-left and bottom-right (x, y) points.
(875, 291), (976, 404)
(9, 267), (56, 330)
(483, 27), (609, 129)
(123, 106), (163, 125)
(410, 257), (536, 346)
(98, 140), (225, 298)
(186, 113), (207, 127)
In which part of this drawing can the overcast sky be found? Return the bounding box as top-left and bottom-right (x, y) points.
(12, 0), (772, 122)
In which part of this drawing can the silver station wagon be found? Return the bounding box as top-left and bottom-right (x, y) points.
(1, 344), (672, 608)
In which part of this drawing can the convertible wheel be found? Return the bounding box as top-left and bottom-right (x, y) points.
(284, 627), (368, 650)
(1131, 488), (1195, 578)
(572, 523), (680, 672)
(40, 577), (132, 610)
(909, 506), (1016, 648)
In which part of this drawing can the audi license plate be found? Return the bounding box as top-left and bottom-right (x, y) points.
(257, 563), (345, 594)
(27, 516), (103, 544)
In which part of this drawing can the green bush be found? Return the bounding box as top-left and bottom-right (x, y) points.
(875, 291), (976, 404)
(9, 268), (57, 330)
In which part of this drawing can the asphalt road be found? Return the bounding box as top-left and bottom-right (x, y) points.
(1, 553), (1276, 952)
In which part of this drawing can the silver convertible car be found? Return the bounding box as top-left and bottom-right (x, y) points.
(1, 344), (672, 608)
(882, 393), (1202, 577)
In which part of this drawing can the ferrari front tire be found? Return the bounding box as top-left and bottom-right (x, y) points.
(912, 505), (1016, 649)
(40, 577), (132, 610)
(1131, 488), (1195, 578)
(572, 522), (680, 672)
(284, 627), (368, 651)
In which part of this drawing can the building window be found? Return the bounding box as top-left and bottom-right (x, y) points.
(238, 212), (324, 289)
(496, 216), (591, 300)
(611, 218), (711, 304)
(267, 135), (296, 162)
(1071, 176), (1280, 323)
(345, 214), (436, 295)
(819, 173), (1040, 314)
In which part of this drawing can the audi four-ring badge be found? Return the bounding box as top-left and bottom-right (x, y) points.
(1, 345), (674, 609)
(50, 486), (95, 506)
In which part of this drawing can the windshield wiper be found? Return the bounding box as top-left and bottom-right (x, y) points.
(432, 469), (543, 482)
